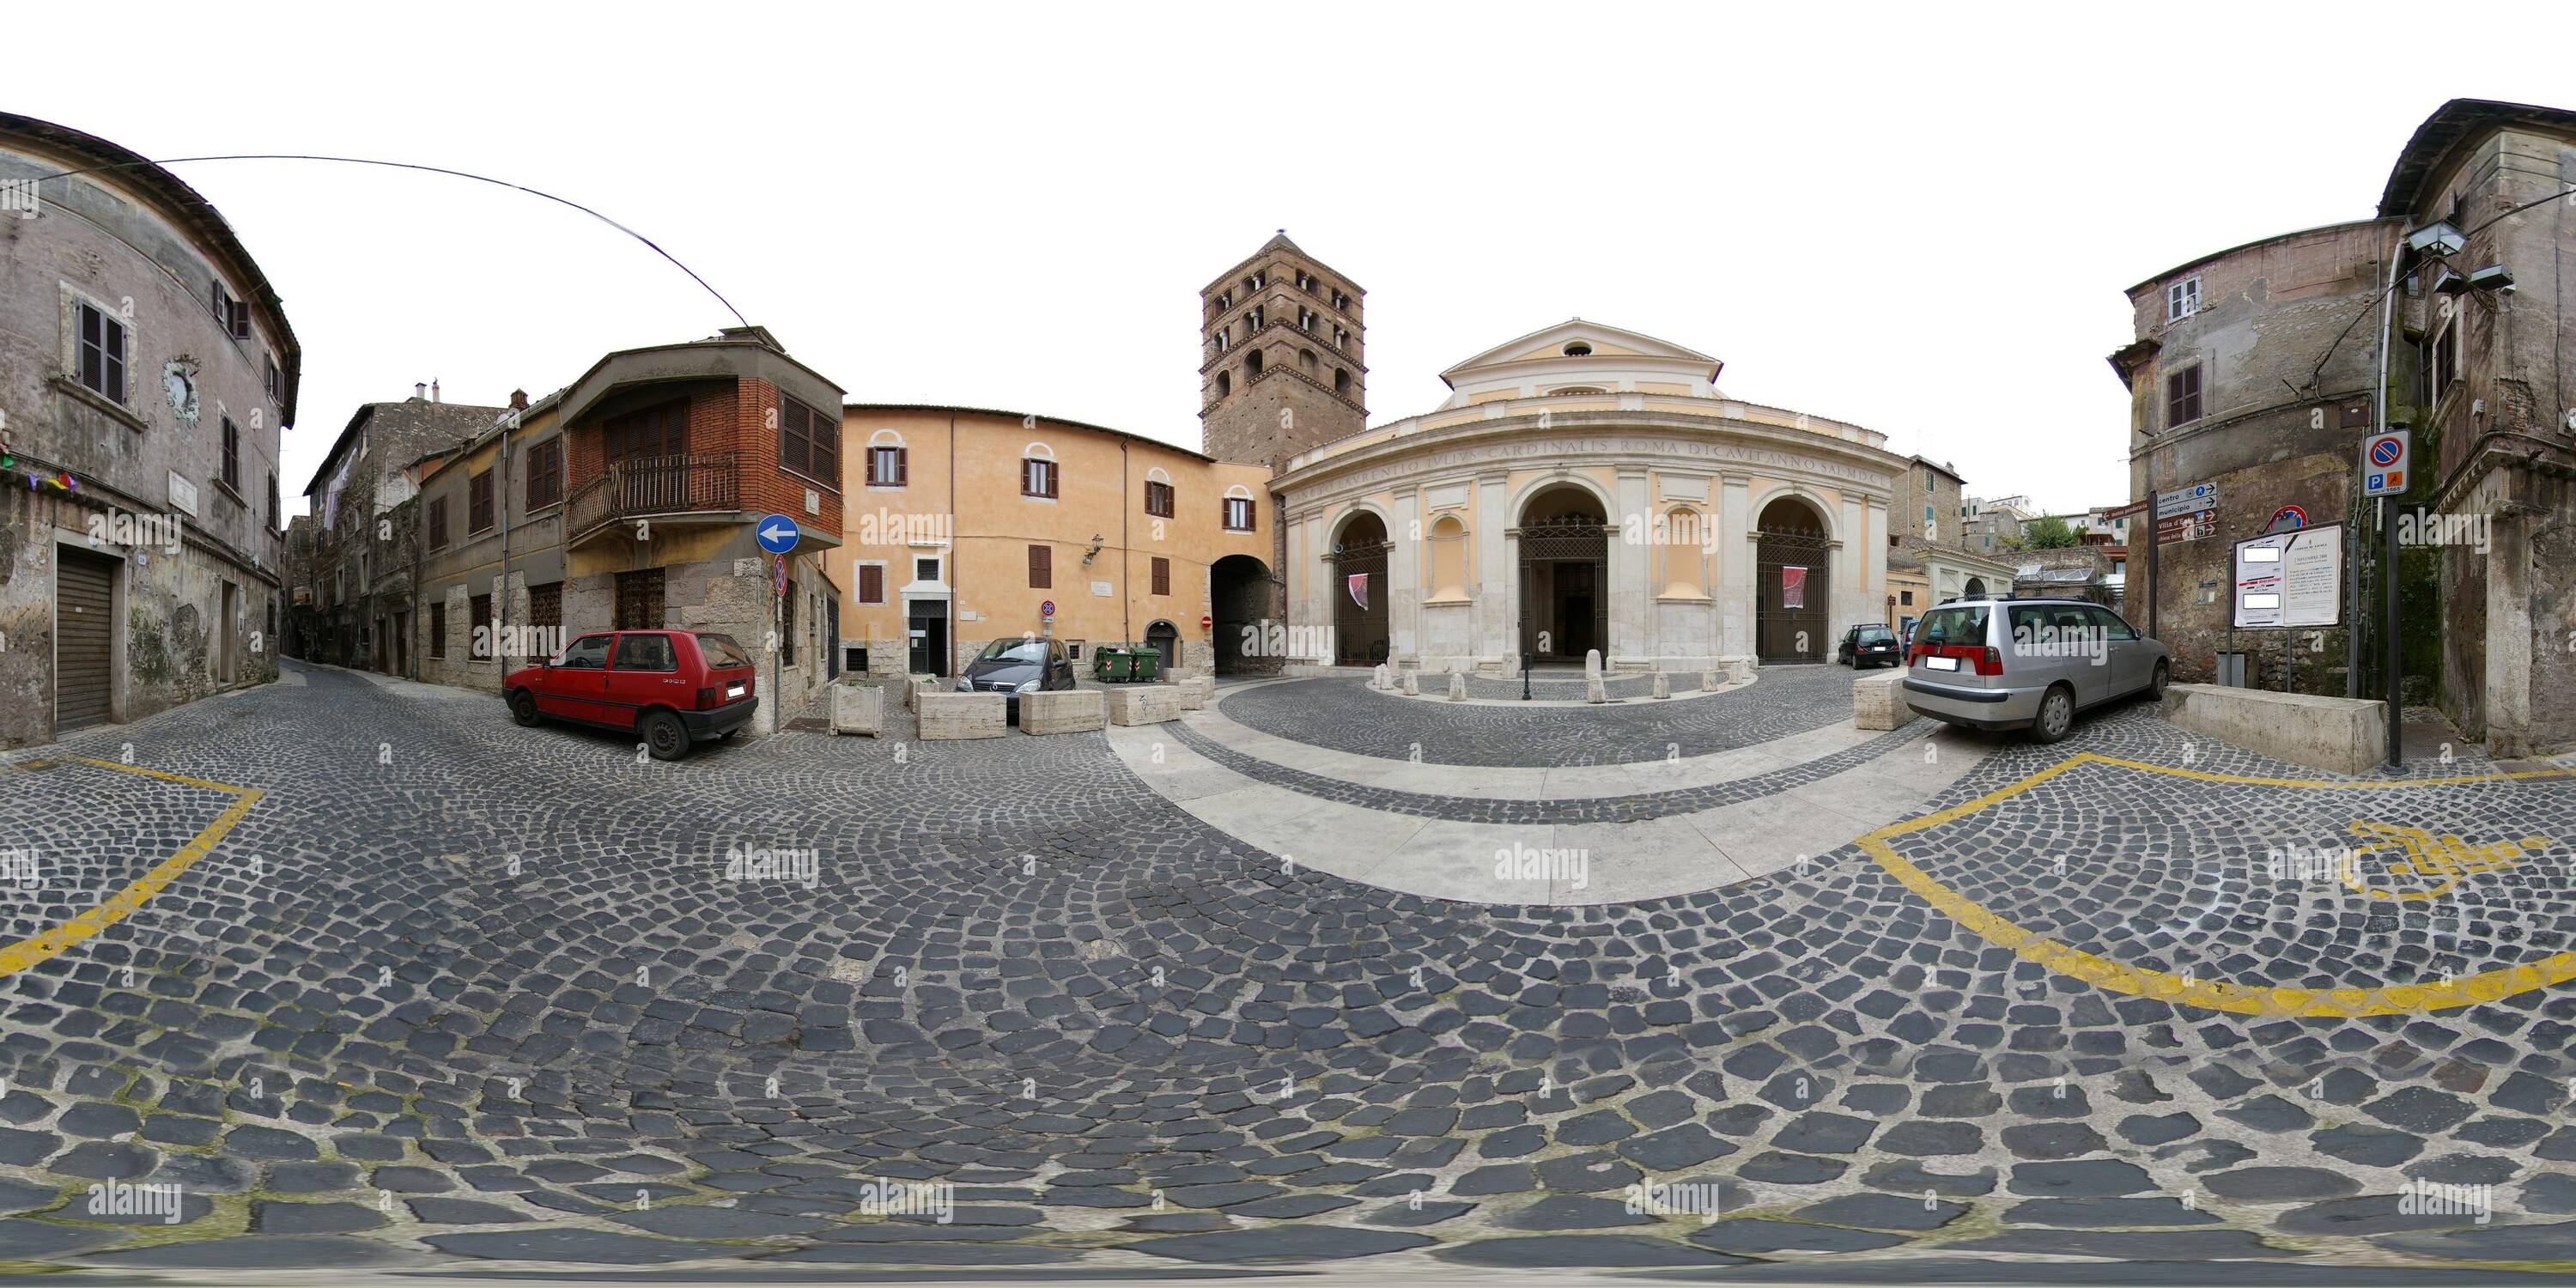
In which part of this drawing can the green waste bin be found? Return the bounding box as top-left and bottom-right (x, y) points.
(1132, 650), (1161, 683)
(1097, 649), (1133, 682)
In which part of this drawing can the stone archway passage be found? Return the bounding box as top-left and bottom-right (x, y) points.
(1211, 554), (1274, 675)
(1757, 496), (1832, 663)
(1331, 513), (1389, 665)
(1516, 484), (1609, 663)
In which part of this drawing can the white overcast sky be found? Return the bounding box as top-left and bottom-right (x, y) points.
(15, 2), (2576, 517)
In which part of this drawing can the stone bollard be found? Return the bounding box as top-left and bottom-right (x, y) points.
(1449, 671), (1466, 702)
(1701, 670), (1718, 693)
(1584, 647), (1603, 678)
(1401, 670), (1419, 696)
(1654, 672), (1670, 700)
(1587, 676), (1607, 704)
(1372, 663), (1391, 690)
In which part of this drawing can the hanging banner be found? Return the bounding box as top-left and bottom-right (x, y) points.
(1782, 566), (1807, 609)
(1346, 574), (1369, 611)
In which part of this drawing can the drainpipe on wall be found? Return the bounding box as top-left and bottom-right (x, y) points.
(947, 412), (957, 678)
(1121, 440), (1131, 649)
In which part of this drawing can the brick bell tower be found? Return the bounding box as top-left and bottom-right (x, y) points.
(1198, 231), (1367, 471)
(1199, 233), (1367, 662)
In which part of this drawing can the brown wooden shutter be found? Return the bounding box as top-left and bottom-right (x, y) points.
(1151, 557), (1170, 596)
(894, 447), (908, 485)
(860, 564), (884, 604)
(1030, 544), (1051, 588)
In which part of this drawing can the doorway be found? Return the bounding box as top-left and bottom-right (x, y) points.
(56, 546), (118, 732)
(1755, 496), (1831, 662)
(219, 582), (239, 684)
(1330, 512), (1389, 665)
(1210, 554), (1273, 674)
(1145, 621), (1180, 673)
(1517, 484), (1609, 662)
(908, 603), (949, 676)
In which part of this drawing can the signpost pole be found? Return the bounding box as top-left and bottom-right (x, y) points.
(2383, 495), (2402, 769)
(2144, 489), (2159, 641)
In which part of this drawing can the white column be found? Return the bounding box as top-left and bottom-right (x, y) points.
(1613, 466), (1651, 666)
(1862, 496), (1887, 629)
(1299, 511), (1328, 663)
(1475, 472), (1510, 664)
(1719, 473), (1752, 659)
(1390, 489), (1420, 666)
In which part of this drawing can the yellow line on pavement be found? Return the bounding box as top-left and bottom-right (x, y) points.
(0, 756), (261, 978)
(1858, 752), (2576, 1018)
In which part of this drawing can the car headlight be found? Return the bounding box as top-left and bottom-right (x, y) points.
(1015, 678), (1041, 693)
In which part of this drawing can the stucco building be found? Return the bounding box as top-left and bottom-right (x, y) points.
(1886, 454), (2014, 631)
(1270, 319), (1905, 673)
(826, 408), (1271, 677)
(289, 389), (502, 671)
(0, 112), (297, 745)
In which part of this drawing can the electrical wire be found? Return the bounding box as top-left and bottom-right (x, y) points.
(21, 153), (750, 328)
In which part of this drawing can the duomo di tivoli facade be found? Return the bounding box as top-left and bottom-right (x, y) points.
(1202, 234), (1909, 675)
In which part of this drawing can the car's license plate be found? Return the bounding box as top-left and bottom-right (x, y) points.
(1924, 656), (1959, 671)
(726, 684), (745, 698)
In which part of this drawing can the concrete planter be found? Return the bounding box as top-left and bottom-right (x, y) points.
(830, 683), (885, 737)
(2164, 683), (2385, 777)
(1021, 689), (1106, 734)
(1107, 685), (1184, 726)
(917, 691), (1006, 740)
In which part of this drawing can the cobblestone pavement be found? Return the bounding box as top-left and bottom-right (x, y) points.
(0, 659), (2573, 1279)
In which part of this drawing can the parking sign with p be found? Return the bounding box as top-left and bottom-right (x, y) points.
(2361, 430), (2410, 498)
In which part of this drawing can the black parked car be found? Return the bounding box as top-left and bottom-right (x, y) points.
(956, 637), (1080, 716)
(1838, 623), (1902, 668)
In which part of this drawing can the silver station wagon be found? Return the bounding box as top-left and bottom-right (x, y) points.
(1901, 598), (2170, 744)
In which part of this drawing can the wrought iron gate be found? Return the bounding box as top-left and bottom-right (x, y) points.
(1518, 516), (1610, 660)
(1332, 542), (1388, 665)
(1756, 527), (1831, 661)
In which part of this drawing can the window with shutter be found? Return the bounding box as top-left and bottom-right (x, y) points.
(469, 469), (494, 532)
(1223, 496), (1255, 532)
(1029, 544), (1051, 588)
(428, 603), (447, 659)
(470, 594), (493, 658)
(221, 416), (240, 491)
(780, 397), (835, 481)
(428, 496), (448, 548)
(1145, 481), (1173, 518)
(524, 438), (562, 509)
(2165, 366), (2202, 428)
(1151, 557), (1170, 596)
(859, 563), (884, 604)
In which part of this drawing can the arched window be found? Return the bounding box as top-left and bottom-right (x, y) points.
(1563, 341), (1594, 357)
(1334, 368), (1350, 395)
(1245, 349), (1263, 379)
(1222, 483), (1255, 532)
(1143, 466), (1174, 518)
(1427, 513), (1469, 601)
(1299, 348), (1318, 373)
(1215, 369), (1230, 398)
(1660, 506), (1709, 598)
(1021, 442), (1058, 499)
(865, 428), (908, 487)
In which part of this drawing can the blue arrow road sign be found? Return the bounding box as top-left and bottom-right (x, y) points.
(756, 513), (800, 555)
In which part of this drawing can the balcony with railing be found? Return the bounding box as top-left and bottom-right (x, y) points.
(567, 451), (740, 542)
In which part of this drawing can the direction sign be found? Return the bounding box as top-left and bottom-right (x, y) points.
(2232, 522), (2344, 629)
(2155, 482), (2217, 519)
(2155, 510), (2215, 545)
(756, 513), (801, 555)
(2360, 431), (2411, 498)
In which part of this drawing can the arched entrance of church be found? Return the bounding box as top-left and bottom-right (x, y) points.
(1517, 484), (1609, 662)
(1756, 496), (1831, 663)
(1331, 513), (1390, 665)
(1211, 554), (1273, 675)
(1963, 575), (1987, 600)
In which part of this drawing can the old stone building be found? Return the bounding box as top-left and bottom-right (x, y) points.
(2110, 218), (2389, 690)
(0, 112), (297, 745)
(288, 390), (503, 671)
(1886, 454), (2014, 630)
(2114, 98), (2576, 755)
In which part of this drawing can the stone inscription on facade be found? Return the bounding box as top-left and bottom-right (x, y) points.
(1319, 434), (1885, 495)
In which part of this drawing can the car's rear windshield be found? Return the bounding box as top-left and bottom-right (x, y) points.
(694, 633), (752, 668)
(1914, 605), (1990, 648)
(1856, 626), (1895, 641)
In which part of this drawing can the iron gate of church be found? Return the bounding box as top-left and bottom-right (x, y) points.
(1518, 516), (1610, 660)
(1332, 541), (1389, 665)
(1756, 527), (1832, 662)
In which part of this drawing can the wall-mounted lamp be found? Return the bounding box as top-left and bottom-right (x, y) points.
(1080, 534), (1104, 564)
(2406, 222), (2465, 258)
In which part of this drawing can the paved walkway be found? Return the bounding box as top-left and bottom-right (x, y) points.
(0, 661), (2571, 1279)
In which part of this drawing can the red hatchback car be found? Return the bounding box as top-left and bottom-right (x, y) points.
(505, 629), (758, 760)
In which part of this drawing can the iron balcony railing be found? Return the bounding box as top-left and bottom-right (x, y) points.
(568, 451), (739, 538)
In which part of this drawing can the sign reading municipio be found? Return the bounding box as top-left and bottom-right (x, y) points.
(2233, 522), (2343, 629)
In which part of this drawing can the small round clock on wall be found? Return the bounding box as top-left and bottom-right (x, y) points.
(163, 360), (200, 425)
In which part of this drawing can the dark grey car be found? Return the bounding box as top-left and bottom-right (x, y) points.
(955, 637), (1079, 716)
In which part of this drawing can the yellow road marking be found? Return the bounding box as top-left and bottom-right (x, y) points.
(1857, 751), (2576, 1018)
(0, 756), (262, 978)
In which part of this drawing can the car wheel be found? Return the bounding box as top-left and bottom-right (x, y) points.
(509, 690), (541, 727)
(2029, 684), (2076, 745)
(2148, 659), (2170, 701)
(641, 711), (690, 761)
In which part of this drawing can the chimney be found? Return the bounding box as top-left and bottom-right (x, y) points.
(509, 389), (529, 411)
(413, 382), (426, 401)
(430, 380), (441, 404)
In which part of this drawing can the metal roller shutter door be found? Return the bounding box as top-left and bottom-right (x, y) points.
(55, 548), (117, 732)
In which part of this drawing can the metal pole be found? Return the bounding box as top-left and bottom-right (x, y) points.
(2384, 495), (2403, 769)
(2360, 242), (2402, 701)
(2144, 489), (2159, 642)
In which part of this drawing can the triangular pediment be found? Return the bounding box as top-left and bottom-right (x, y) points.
(1441, 319), (1716, 385)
